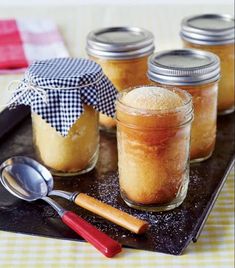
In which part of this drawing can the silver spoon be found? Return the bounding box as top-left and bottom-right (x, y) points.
(0, 156), (122, 258)
(1, 156), (148, 234)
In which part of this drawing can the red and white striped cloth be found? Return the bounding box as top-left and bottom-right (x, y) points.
(0, 19), (69, 74)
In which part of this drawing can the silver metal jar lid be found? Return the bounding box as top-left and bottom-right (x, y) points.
(180, 14), (235, 45)
(86, 27), (155, 59)
(148, 49), (220, 85)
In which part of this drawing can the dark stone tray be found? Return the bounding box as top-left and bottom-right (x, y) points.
(0, 107), (234, 255)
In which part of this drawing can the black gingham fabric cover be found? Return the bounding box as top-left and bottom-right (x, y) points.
(9, 58), (118, 136)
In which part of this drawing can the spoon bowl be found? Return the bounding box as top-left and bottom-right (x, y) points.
(0, 156), (53, 201)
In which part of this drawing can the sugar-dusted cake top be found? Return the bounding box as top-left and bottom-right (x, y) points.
(122, 86), (184, 110)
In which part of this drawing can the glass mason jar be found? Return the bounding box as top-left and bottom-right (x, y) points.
(86, 27), (155, 132)
(180, 14), (235, 114)
(148, 49), (220, 162)
(116, 86), (193, 212)
(32, 105), (99, 176)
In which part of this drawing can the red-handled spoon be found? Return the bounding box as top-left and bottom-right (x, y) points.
(0, 158), (122, 258)
(43, 197), (121, 258)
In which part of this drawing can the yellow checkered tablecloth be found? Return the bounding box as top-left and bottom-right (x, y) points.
(0, 168), (234, 268)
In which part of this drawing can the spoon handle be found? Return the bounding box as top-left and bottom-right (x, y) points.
(62, 211), (122, 258)
(74, 193), (148, 234)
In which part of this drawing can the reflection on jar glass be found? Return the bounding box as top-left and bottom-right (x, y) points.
(32, 105), (99, 176)
(148, 49), (220, 162)
(180, 14), (235, 114)
(116, 86), (193, 212)
(87, 27), (155, 132)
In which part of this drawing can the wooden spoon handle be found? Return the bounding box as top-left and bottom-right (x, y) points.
(74, 193), (148, 234)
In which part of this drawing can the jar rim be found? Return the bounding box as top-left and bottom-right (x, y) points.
(116, 85), (193, 116)
(116, 86), (194, 130)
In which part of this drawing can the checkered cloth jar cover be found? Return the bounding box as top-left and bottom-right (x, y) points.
(9, 58), (118, 136)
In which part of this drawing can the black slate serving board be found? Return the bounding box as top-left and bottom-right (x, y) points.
(0, 109), (234, 255)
